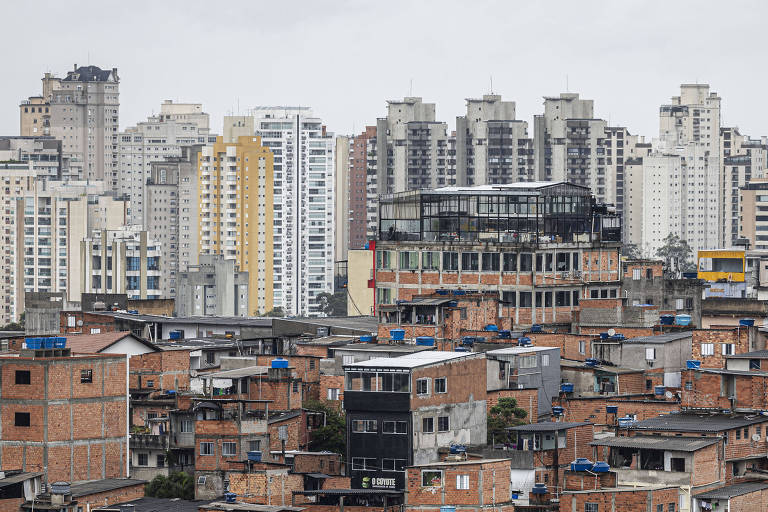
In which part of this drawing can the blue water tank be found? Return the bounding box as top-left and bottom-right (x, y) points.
(435, 289), (450, 295)
(675, 314), (692, 326)
(561, 382), (574, 393)
(531, 483), (547, 495)
(169, 330), (182, 340)
(360, 335), (373, 343)
(686, 360), (701, 369)
(224, 492), (237, 503)
(592, 461), (610, 473)
(570, 458), (593, 471)
(449, 444), (466, 454)
(165, 390), (176, 395)
(517, 336), (532, 346)
(531, 324), (543, 333)
(462, 336), (476, 346)
(485, 324), (499, 332)
(618, 415), (635, 427)
(585, 358), (599, 367)
(612, 334), (626, 341)
(660, 315), (675, 325)
(599, 332), (610, 339)
(497, 330), (512, 339)
(271, 358), (289, 369)
(740, 318), (755, 327)
(54, 337), (66, 348)
(454, 347), (470, 352)
(654, 386), (665, 395)
(42, 338), (55, 349)
(415, 336), (435, 346)
(440, 507), (456, 512)
(390, 329), (405, 341)
(552, 406), (564, 416)
(453, 290), (466, 296)
(606, 405), (618, 414)
(247, 451), (262, 462)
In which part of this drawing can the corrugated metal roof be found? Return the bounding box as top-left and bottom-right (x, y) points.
(590, 435), (719, 452)
(618, 332), (692, 344)
(70, 478), (146, 497)
(344, 351), (480, 369)
(630, 413), (768, 432)
(199, 365), (269, 379)
(508, 421), (590, 432)
(694, 481), (768, 500)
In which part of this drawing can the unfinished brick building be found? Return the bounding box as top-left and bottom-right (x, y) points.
(0, 345), (128, 482)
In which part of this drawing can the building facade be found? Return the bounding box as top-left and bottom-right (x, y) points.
(176, 254), (249, 317)
(0, 136), (66, 179)
(198, 136), (274, 315)
(740, 178), (768, 249)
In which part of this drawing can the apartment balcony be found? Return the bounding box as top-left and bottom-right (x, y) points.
(130, 433), (169, 451)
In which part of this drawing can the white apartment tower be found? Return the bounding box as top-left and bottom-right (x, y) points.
(455, 94), (534, 186)
(118, 101), (214, 225)
(251, 107), (336, 316)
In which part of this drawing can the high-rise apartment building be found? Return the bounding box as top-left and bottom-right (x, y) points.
(21, 66), (120, 182)
(349, 127), (376, 251)
(739, 178), (768, 250)
(198, 136), (274, 315)
(118, 102), (213, 224)
(455, 94), (534, 186)
(176, 254), (249, 317)
(250, 108), (336, 316)
(80, 226), (162, 299)
(145, 145), (202, 298)
(533, 93), (609, 202)
(335, 135), (350, 264)
(0, 136), (66, 179)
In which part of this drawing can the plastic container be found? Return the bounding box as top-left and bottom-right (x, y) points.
(660, 315), (675, 325)
(686, 360), (701, 370)
(591, 461), (610, 473)
(517, 336), (532, 347)
(675, 314), (692, 326)
(497, 330), (512, 339)
(552, 406), (564, 416)
(454, 347), (470, 352)
(25, 338), (42, 349)
(740, 319), (755, 327)
(53, 337), (66, 348)
(224, 492), (237, 504)
(360, 335), (373, 343)
(440, 507), (456, 512)
(247, 451), (262, 462)
(271, 358), (289, 369)
(42, 338), (55, 349)
(461, 336), (476, 346)
(531, 483), (547, 495)
(531, 324), (543, 333)
(561, 383), (574, 393)
(415, 336), (435, 346)
(570, 458), (593, 471)
(599, 332), (610, 340)
(390, 329), (405, 341)
(484, 324), (499, 332)
(606, 405), (618, 414)
(654, 386), (665, 395)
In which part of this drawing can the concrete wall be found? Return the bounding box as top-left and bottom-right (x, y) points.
(412, 400), (487, 465)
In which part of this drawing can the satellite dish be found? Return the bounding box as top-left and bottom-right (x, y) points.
(752, 433), (761, 442)
(665, 391), (673, 399)
(77, 320), (83, 327)
(608, 328), (616, 337)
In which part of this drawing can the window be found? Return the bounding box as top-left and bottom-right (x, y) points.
(181, 419), (194, 433)
(722, 343), (734, 356)
(416, 378), (430, 395)
(222, 442), (237, 456)
(520, 253), (532, 271)
(382, 458), (406, 471)
(90, 328), (101, 334)
(502, 291), (516, 305)
(399, 251), (418, 270)
(632, 268), (641, 280)
(736, 429), (741, 440)
(519, 292), (532, 307)
(578, 340), (586, 355)
(668, 504), (675, 512)
(456, 474), (469, 490)
(352, 420), (377, 433)
(67, 316), (76, 327)
(461, 252), (479, 271)
(382, 421), (408, 434)
(443, 252), (459, 271)
(482, 252), (500, 271)
(435, 377), (447, 393)
(14, 412), (30, 427)
(422, 470), (442, 487)
(377, 250), (394, 269)
(437, 416), (449, 432)
(199, 442), (214, 455)
(327, 388), (340, 400)
(701, 343), (714, 356)
(423, 417), (434, 433)
(519, 355), (537, 369)
(249, 440), (261, 451)
(147, 380), (154, 388)
(352, 457), (376, 471)
(422, 251), (440, 270)
(542, 354), (550, 367)
(137, 453), (148, 466)
(309, 359), (315, 369)
(670, 457), (685, 472)
(503, 253), (517, 271)
(206, 352), (215, 364)
(750, 359), (761, 370)
(645, 348), (656, 361)
(584, 504), (598, 512)
(656, 505), (663, 512)
(342, 355), (355, 365)
(15, 370), (30, 385)
(197, 476), (207, 485)
(675, 298), (684, 310)
(157, 454), (166, 467)
(685, 381), (693, 390)
(292, 381), (299, 393)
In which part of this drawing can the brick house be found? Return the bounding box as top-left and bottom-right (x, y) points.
(0, 346), (128, 482)
(344, 351), (487, 491)
(506, 422), (593, 492)
(554, 395), (680, 431)
(560, 486), (679, 512)
(559, 358), (649, 395)
(130, 348), (191, 392)
(0, 471), (42, 512)
(404, 459), (515, 512)
(691, 326), (766, 368)
(693, 481), (768, 510)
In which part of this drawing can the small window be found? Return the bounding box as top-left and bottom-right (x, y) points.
(542, 354), (550, 367)
(351, 457), (376, 471)
(222, 442), (237, 456)
(67, 316), (76, 327)
(80, 369), (93, 383)
(199, 442), (214, 455)
(645, 348), (656, 361)
(437, 416), (449, 432)
(309, 359), (315, 369)
(146, 379), (154, 388)
(382, 458), (406, 471)
(578, 340), (586, 355)
(157, 454), (165, 467)
(382, 421), (408, 434)
(342, 355), (355, 365)
(632, 268), (641, 280)
(292, 381), (299, 393)
(701, 343), (714, 356)
(327, 388), (340, 400)
(416, 378), (430, 395)
(685, 381), (693, 391)
(656, 505), (664, 512)
(137, 453), (148, 466)
(722, 343), (734, 356)
(249, 440), (261, 451)
(434, 377), (447, 394)
(461, 252), (479, 271)
(456, 474), (469, 490)
(422, 417), (434, 433)
(668, 503), (675, 512)
(14, 412), (30, 427)
(197, 476), (207, 485)
(181, 419), (194, 433)
(352, 420), (378, 433)
(15, 370), (30, 385)
(482, 252), (500, 271)
(750, 359), (761, 370)
(422, 470), (442, 487)
(585, 504), (598, 512)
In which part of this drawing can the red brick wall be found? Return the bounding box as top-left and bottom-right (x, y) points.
(730, 488), (768, 510)
(529, 333), (592, 361)
(318, 374), (344, 410)
(60, 312), (116, 334)
(692, 442), (723, 487)
(692, 328), (750, 368)
(293, 453), (343, 475)
(487, 388), (537, 421)
(554, 397), (680, 431)
(406, 460), (510, 506)
(624, 261), (663, 279)
(268, 413), (305, 452)
(560, 487), (678, 512)
(411, 355), (486, 409)
(563, 469), (617, 491)
(228, 472), (304, 505)
(130, 350), (191, 391)
(77, 483), (145, 509)
(579, 326), (655, 338)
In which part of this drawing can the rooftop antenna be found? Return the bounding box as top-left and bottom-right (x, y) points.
(490, 75), (494, 95)
(409, 78), (413, 97)
(566, 74), (569, 93)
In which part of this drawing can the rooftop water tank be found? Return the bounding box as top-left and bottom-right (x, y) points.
(660, 315), (675, 325)
(592, 461), (610, 473)
(517, 336), (532, 347)
(606, 405), (618, 414)
(485, 324), (499, 332)
(390, 329), (405, 341)
(415, 336), (435, 346)
(552, 406), (564, 416)
(675, 314), (692, 326)
(247, 451), (262, 462)
(531, 324), (543, 333)
(570, 458), (593, 471)
(740, 318), (755, 327)
(654, 386), (665, 395)
(224, 492), (237, 504)
(686, 360), (701, 369)
(531, 483), (548, 495)
(359, 335), (373, 343)
(271, 358), (289, 369)
(561, 382), (574, 393)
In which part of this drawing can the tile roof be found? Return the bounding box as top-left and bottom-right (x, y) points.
(619, 332), (692, 344)
(63, 66), (114, 82)
(630, 412), (768, 432)
(728, 350), (768, 359)
(590, 435), (719, 452)
(65, 331), (155, 354)
(70, 478), (146, 497)
(694, 481), (768, 500)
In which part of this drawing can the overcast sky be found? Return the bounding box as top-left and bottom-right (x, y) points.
(2, 0), (767, 140)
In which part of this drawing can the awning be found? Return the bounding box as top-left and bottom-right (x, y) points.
(213, 378), (233, 388)
(304, 473), (330, 479)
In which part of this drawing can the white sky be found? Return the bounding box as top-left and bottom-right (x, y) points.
(2, 0), (766, 140)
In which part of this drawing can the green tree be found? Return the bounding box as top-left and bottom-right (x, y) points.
(654, 233), (695, 272)
(145, 471), (194, 500)
(622, 243), (642, 260)
(316, 291), (347, 316)
(0, 312), (24, 331)
(263, 307), (285, 317)
(487, 397), (528, 444)
(304, 399), (346, 454)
